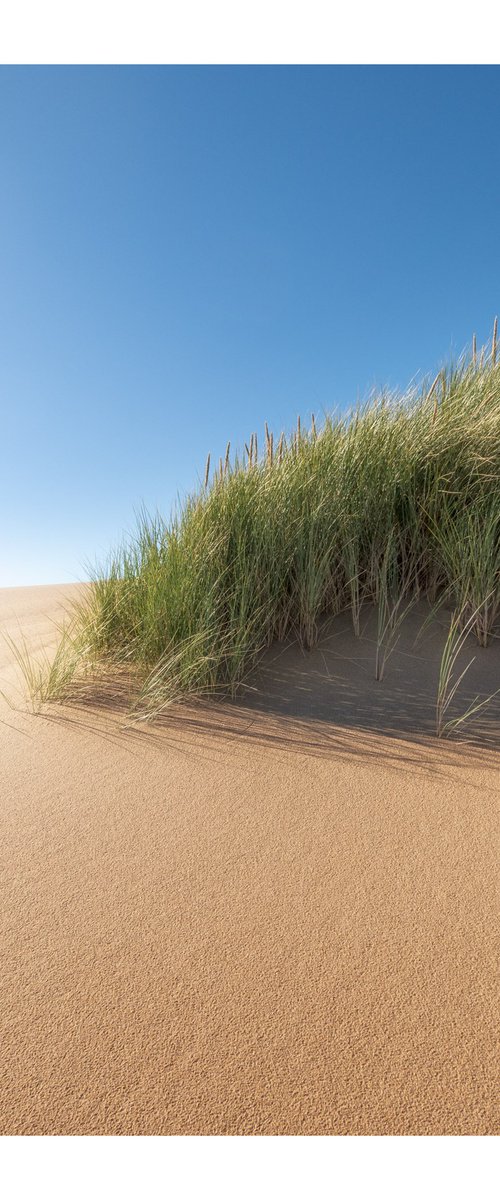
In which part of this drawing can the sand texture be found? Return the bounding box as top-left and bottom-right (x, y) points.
(1, 585), (499, 1135)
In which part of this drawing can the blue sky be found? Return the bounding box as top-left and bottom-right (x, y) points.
(1, 66), (499, 586)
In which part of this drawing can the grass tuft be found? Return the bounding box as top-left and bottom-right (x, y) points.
(18, 322), (500, 735)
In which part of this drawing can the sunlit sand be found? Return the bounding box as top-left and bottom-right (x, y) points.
(1, 585), (499, 1134)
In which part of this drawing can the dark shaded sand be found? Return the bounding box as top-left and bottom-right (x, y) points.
(1, 585), (499, 1135)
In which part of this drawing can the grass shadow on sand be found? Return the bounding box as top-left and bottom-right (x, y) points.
(36, 606), (500, 782)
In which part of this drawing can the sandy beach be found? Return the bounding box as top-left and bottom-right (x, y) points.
(1, 584), (499, 1135)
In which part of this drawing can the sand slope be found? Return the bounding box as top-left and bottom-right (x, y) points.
(1, 586), (499, 1135)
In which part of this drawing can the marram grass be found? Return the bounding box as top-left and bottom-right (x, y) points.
(18, 327), (500, 731)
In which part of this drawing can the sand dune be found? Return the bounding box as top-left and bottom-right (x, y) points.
(1, 585), (499, 1135)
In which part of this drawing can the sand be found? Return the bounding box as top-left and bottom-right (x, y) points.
(1, 585), (499, 1135)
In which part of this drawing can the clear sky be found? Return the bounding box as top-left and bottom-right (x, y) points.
(1, 65), (499, 586)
